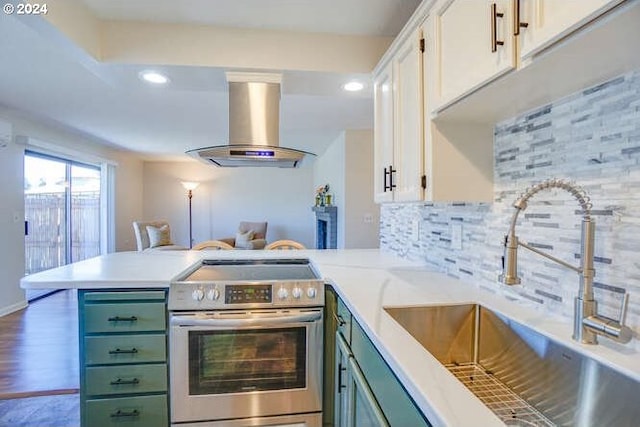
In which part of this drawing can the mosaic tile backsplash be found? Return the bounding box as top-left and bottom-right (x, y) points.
(381, 70), (640, 348)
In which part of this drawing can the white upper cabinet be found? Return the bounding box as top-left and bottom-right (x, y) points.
(373, 62), (395, 203)
(392, 30), (424, 202)
(373, 29), (425, 203)
(372, 0), (634, 203)
(434, 0), (516, 109)
(517, 0), (624, 61)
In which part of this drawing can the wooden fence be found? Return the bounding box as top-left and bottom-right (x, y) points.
(25, 192), (100, 275)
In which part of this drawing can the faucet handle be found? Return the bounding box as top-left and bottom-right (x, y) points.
(618, 293), (629, 326)
(583, 292), (633, 343)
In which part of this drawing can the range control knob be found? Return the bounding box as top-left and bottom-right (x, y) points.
(206, 288), (220, 301)
(307, 287), (317, 299)
(191, 288), (205, 301)
(292, 287), (302, 299)
(277, 287), (289, 300)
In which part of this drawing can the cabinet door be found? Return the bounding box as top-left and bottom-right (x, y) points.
(435, 0), (515, 108)
(84, 334), (167, 365)
(518, 0), (623, 60)
(373, 62), (395, 203)
(393, 30), (424, 202)
(346, 357), (389, 427)
(334, 332), (352, 427)
(83, 302), (166, 333)
(85, 395), (168, 427)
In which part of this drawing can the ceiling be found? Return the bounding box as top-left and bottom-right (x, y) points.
(0, 0), (422, 161)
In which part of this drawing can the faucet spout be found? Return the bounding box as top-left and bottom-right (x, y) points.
(499, 179), (631, 345)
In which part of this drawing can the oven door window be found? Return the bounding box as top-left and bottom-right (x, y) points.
(189, 327), (307, 395)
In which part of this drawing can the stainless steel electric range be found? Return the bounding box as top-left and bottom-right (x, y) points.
(168, 258), (325, 427)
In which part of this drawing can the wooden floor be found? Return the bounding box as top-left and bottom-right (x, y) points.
(0, 290), (79, 398)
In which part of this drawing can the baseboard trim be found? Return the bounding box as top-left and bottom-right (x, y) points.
(0, 388), (79, 400)
(0, 300), (28, 317)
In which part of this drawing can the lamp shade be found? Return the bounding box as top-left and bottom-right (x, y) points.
(181, 181), (200, 191)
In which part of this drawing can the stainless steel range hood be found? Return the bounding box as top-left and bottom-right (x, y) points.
(187, 72), (315, 168)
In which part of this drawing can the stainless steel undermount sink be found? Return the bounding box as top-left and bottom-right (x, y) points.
(384, 304), (640, 427)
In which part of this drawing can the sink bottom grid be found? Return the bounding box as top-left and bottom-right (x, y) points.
(446, 363), (555, 427)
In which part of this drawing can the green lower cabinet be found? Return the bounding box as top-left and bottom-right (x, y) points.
(335, 331), (389, 427)
(83, 302), (166, 334)
(85, 394), (168, 427)
(326, 287), (431, 427)
(84, 334), (167, 365)
(334, 332), (352, 427)
(350, 321), (431, 427)
(79, 289), (169, 427)
(85, 364), (167, 396)
(347, 357), (389, 427)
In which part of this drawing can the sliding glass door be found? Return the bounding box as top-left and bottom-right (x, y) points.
(24, 151), (101, 299)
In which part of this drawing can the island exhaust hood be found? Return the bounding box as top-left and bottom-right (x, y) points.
(187, 72), (315, 168)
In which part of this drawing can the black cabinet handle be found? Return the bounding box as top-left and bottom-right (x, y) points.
(107, 316), (138, 322)
(337, 362), (347, 392)
(110, 378), (140, 386)
(491, 3), (505, 52)
(108, 348), (138, 355)
(389, 165), (397, 190)
(110, 409), (140, 418)
(333, 313), (346, 326)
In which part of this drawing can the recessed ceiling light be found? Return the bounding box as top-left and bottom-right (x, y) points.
(139, 71), (170, 85)
(343, 81), (365, 92)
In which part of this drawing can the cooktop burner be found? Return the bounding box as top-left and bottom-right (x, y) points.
(181, 258), (318, 282)
(169, 258), (324, 311)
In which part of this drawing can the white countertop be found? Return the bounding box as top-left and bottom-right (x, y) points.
(20, 249), (640, 426)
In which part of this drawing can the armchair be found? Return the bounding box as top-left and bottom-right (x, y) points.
(218, 221), (268, 250)
(132, 220), (188, 251)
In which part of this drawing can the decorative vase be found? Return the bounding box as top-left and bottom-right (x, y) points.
(315, 195), (322, 206)
(324, 194), (332, 206)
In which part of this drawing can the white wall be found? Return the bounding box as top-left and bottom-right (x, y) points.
(313, 130), (379, 249)
(344, 130), (379, 248)
(0, 109), (145, 316)
(0, 119), (27, 315)
(314, 133), (347, 247)
(143, 161), (316, 248)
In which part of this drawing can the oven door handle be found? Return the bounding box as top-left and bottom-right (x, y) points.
(170, 311), (322, 328)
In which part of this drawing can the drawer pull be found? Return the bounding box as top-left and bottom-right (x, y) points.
(110, 378), (140, 386)
(107, 316), (138, 322)
(110, 409), (140, 418)
(333, 313), (346, 326)
(108, 348), (138, 355)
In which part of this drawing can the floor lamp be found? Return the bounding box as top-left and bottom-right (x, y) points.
(181, 181), (199, 248)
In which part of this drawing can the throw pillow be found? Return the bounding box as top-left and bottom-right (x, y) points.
(147, 224), (173, 248)
(235, 229), (255, 249)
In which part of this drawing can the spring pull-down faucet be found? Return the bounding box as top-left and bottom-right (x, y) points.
(499, 178), (632, 344)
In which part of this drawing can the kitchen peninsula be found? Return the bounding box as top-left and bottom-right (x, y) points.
(20, 249), (640, 426)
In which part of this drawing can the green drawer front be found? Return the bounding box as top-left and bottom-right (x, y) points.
(351, 321), (431, 427)
(85, 335), (166, 365)
(84, 302), (166, 333)
(337, 298), (352, 343)
(83, 291), (166, 302)
(85, 364), (167, 396)
(85, 394), (167, 427)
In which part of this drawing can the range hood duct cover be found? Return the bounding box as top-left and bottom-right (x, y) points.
(187, 73), (315, 168)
